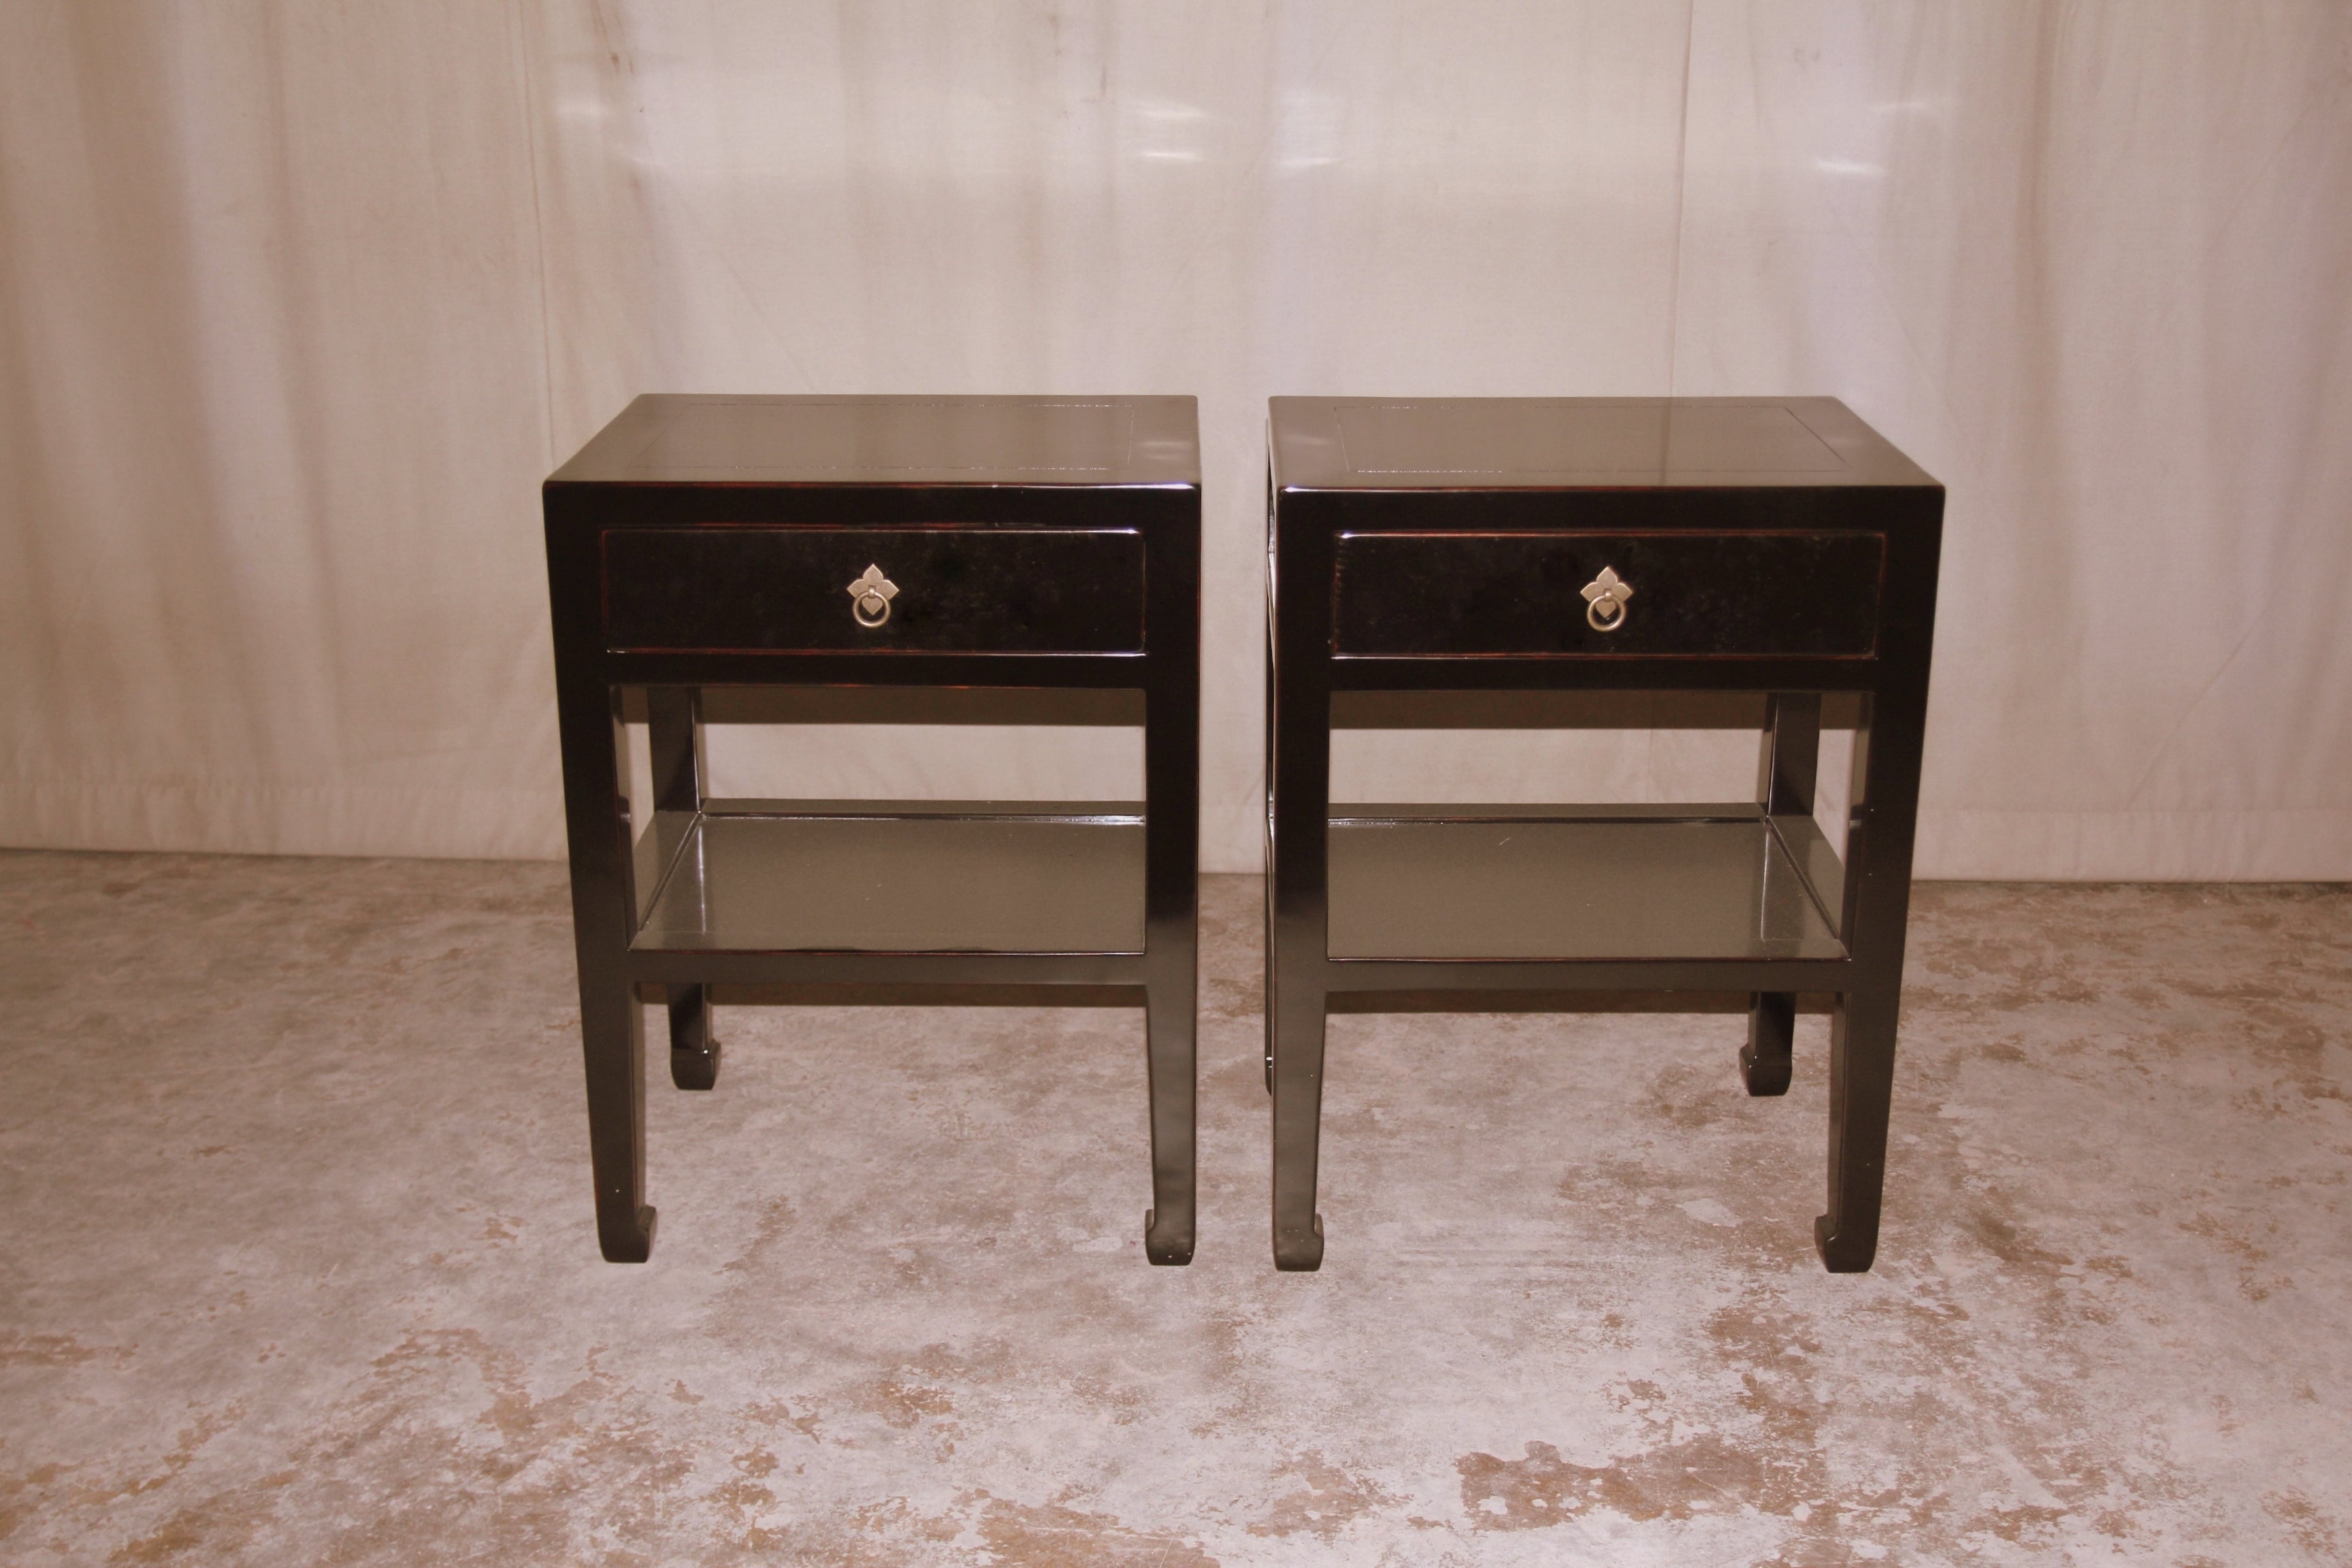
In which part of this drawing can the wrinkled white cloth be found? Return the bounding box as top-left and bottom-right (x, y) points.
(3, 2), (2346, 877)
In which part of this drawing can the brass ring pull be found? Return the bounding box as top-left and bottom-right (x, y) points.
(847, 565), (898, 630)
(1580, 566), (1632, 633)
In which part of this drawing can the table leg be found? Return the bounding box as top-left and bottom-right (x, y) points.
(1269, 983), (1327, 1271)
(1141, 751), (1198, 1267)
(1262, 633), (1279, 1098)
(1815, 668), (1926, 1273)
(553, 672), (655, 1262)
(1742, 992), (1797, 1097)
(1143, 977), (1197, 1265)
(1746, 692), (1820, 1096)
(1267, 502), (1333, 1271)
(1817, 987), (1896, 1272)
(646, 687), (720, 1092)
(1141, 513), (1200, 1264)
(665, 985), (719, 1092)
(1262, 872), (1278, 1097)
(581, 973), (656, 1262)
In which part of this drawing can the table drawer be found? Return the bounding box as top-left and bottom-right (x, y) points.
(1333, 532), (1883, 657)
(604, 526), (1145, 653)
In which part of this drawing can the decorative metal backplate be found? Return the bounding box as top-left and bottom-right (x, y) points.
(847, 564), (900, 628)
(1580, 566), (1633, 632)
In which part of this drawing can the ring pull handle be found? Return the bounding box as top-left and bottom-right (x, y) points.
(847, 565), (899, 630)
(1580, 566), (1633, 633)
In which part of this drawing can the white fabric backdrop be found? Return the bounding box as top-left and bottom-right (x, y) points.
(3, 2), (2347, 877)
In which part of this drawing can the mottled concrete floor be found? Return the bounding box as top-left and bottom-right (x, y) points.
(3, 854), (2349, 1566)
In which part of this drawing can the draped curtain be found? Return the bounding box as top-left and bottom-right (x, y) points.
(3, 1), (2347, 877)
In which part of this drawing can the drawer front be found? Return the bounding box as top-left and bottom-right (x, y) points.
(604, 527), (1144, 653)
(1333, 532), (1883, 657)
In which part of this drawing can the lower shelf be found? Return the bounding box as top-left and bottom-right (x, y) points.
(1326, 804), (1845, 963)
(634, 800), (1146, 955)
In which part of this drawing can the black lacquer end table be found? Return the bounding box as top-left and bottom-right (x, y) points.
(546, 395), (1201, 1264)
(1264, 397), (1942, 1272)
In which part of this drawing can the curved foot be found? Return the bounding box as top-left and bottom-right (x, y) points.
(1814, 1213), (1876, 1273)
(671, 1038), (721, 1092)
(599, 1205), (657, 1264)
(1744, 992), (1795, 1096)
(1145, 1209), (1195, 1266)
(1739, 1041), (1792, 1096)
(1273, 1213), (1324, 1272)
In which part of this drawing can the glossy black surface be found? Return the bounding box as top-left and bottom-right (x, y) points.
(1333, 532), (1882, 657)
(1273, 395), (1938, 489)
(605, 527), (1145, 654)
(553, 394), (1200, 487)
(1266, 395), (1942, 1274)
(1745, 692), (1823, 1098)
(1326, 806), (1844, 962)
(635, 804), (1146, 955)
(549, 395), (1200, 1267)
